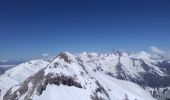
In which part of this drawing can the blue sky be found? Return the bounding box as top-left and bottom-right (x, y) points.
(0, 0), (170, 59)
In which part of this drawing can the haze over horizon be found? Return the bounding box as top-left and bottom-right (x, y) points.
(0, 0), (170, 59)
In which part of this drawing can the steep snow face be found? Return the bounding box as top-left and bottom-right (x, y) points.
(78, 52), (165, 99)
(4, 52), (155, 100)
(91, 72), (154, 100)
(34, 84), (92, 100)
(77, 51), (170, 99)
(0, 60), (49, 99)
(5, 60), (49, 82)
(78, 51), (168, 83)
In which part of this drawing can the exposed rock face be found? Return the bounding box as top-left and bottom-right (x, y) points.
(105, 57), (170, 93)
(0, 60), (49, 100)
(3, 69), (83, 100)
(3, 51), (170, 100)
(3, 52), (111, 100)
(78, 51), (170, 99)
(93, 81), (110, 100)
(4, 69), (45, 100)
(58, 52), (72, 63)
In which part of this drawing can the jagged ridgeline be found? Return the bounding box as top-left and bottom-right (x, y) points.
(1, 51), (170, 100)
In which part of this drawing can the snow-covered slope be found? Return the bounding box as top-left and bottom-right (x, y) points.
(3, 52), (155, 100)
(0, 60), (49, 99)
(78, 51), (170, 99)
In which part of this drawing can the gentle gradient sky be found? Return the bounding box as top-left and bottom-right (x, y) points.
(0, 0), (170, 59)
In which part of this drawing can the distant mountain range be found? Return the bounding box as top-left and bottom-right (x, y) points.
(1, 50), (170, 100)
(0, 59), (26, 65)
(0, 59), (26, 75)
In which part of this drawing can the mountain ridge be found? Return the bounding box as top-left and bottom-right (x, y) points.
(1, 51), (170, 100)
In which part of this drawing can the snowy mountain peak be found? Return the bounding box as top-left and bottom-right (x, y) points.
(1, 51), (170, 100)
(111, 49), (124, 56)
(2, 51), (157, 100)
(56, 52), (77, 63)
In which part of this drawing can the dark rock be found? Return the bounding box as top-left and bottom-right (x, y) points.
(58, 52), (72, 63)
(3, 70), (83, 100)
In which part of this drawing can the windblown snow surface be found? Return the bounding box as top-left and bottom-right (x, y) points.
(0, 60), (49, 100)
(2, 52), (157, 100)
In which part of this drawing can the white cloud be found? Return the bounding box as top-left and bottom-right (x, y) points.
(41, 53), (49, 57)
(166, 51), (170, 60)
(1, 59), (8, 63)
(150, 46), (164, 55)
(149, 46), (170, 60)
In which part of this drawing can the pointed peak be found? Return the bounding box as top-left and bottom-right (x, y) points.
(57, 52), (75, 63)
(111, 49), (129, 56)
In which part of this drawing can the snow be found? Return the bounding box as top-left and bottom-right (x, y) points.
(33, 84), (91, 100)
(91, 72), (155, 100)
(78, 51), (167, 77)
(2, 51), (168, 100)
(0, 60), (49, 99)
(0, 76), (18, 96)
(4, 60), (49, 82)
(40, 52), (155, 100)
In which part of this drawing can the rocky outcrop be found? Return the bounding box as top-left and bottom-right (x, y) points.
(158, 90), (170, 100)
(58, 52), (72, 63)
(3, 51), (169, 100)
(3, 69), (82, 100)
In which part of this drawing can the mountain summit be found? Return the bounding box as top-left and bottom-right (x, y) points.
(1, 51), (170, 100)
